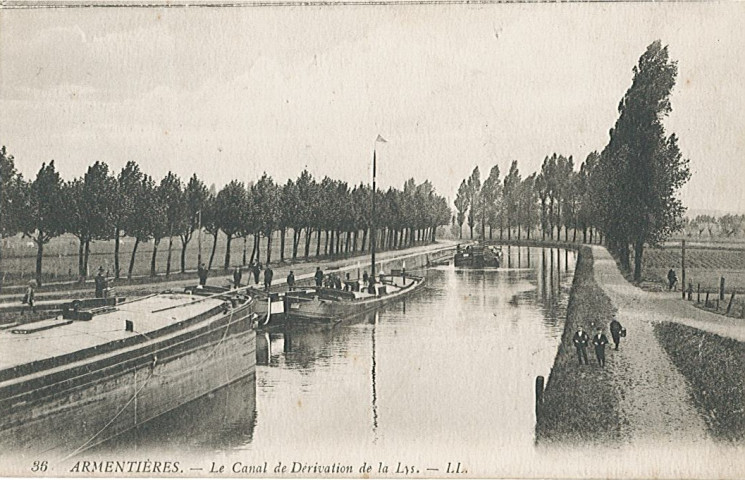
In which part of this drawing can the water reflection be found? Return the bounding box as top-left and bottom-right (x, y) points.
(99, 246), (575, 458)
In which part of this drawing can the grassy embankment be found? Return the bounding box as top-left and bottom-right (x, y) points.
(633, 244), (745, 318)
(654, 322), (745, 443)
(535, 246), (621, 445)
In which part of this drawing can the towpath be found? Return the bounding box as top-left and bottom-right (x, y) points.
(0, 241), (456, 312)
(590, 246), (745, 446)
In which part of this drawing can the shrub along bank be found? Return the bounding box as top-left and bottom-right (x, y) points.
(535, 246), (622, 445)
(654, 322), (745, 443)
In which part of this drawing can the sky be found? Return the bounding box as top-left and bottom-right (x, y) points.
(1, 3), (744, 214)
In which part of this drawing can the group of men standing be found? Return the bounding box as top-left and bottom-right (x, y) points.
(572, 318), (625, 367)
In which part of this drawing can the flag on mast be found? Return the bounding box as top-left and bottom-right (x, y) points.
(376, 134), (387, 143)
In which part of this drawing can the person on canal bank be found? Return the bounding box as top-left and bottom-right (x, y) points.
(198, 263), (209, 286)
(287, 270), (296, 290)
(252, 261), (262, 285)
(572, 327), (590, 365)
(314, 267), (324, 287)
(94, 267), (107, 298)
(264, 264), (274, 292)
(362, 271), (369, 286)
(21, 280), (36, 314)
(233, 266), (243, 288)
(667, 268), (678, 291)
(593, 328), (610, 367)
(609, 317), (625, 350)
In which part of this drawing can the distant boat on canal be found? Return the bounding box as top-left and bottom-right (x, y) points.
(454, 244), (502, 269)
(0, 287), (258, 457)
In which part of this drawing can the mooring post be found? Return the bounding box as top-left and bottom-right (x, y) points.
(705, 291), (710, 308)
(535, 375), (545, 414)
(720, 277), (725, 301)
(726, 292), (736, 315)
(697, 283), (701, 304)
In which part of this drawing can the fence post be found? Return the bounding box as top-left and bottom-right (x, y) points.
(697, 283), (700, 304)
(705, 291), (710, 308)
(726, 292), (736, 315)
(720, 277), (725, 301)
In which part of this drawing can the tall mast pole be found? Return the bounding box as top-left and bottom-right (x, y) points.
(197, 210), (202, 267)
(371, 150), (377, 282)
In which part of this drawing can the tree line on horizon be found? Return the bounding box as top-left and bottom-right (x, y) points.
(454, 40), (692, 281)
(0, 151), (451, 287)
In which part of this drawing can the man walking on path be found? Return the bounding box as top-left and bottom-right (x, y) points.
(314, 267), (324, 287)
(609, 317), (624, 350)
(572, 327), (590, 365)
(667, 268), (678, 291)
(21, 280), (36, 314)
(593, 328), (609, 367)
(287, 271), (295, 290)
(264, 265), (274, 292)
(198, 263), (208, 286)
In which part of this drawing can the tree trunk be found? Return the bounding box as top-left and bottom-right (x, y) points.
(114, 228), (121, 279)
(224, 235), (233, 270)
(166, 235), (174, 277)
(84, 240), (91, 277)
(255, 234), (262, 263)
(316, 229), (322, 257)
(266, 232), (273, 265)
(242, 236), (248, 266)
(78, 239), (85, 280)
(180, 239), (188, 273)
(633, 239), (644, 282)
(293, 230), (300, 259)
(208, 232), (218, 270)
(324, 230), (330, 256)
(150, 239), (160, 277)
(128, 238), (140, 280)
(619, 242), (630, 272)
(280, 228), (286, 263)
(361, 228), (368, 252)
(305, 228), (312, 259)
(35, 238), (44, 287)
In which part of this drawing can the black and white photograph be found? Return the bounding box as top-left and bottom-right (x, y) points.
(1, 1), (744, 478)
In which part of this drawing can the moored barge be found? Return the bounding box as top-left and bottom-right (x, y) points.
(0, 287), (257, 457)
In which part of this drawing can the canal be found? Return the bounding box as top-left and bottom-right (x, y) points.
(101, 246), (576, 474)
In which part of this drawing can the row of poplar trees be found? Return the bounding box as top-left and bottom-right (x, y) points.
(0, 153), (451, 287)
(455, 41), (691, 281)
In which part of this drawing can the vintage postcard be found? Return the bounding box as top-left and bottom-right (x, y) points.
(1, 1), (744, 478)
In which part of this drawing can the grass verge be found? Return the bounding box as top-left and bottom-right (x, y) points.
(535, 246), (622, 446)
(654, 322), (745, 443)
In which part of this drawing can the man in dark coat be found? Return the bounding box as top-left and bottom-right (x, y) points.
(593, 328), (610, 367)
(233, 267), (243, 288)
(667, 268), (677, 290)
(252, 262), (261, 285)
(314, 267), (324, 287)
(287, 271), (296, 290)
(94, 267), (107, 298)
(572, 327), (590, 365)
(609, 317), (624, 350)
(198, 263), (208, 286)
(264, 265), (274, 292)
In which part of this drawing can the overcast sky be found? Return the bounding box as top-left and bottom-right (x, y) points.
(1, 3), (743, 214)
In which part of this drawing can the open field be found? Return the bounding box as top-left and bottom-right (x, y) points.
(639, 244), (745, 318)
(1, 228), (428, 287)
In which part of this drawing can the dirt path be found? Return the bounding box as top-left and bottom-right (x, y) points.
(591, 246), (712, 446)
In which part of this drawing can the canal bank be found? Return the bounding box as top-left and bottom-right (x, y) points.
(537, 243), (745, 448)
(535, 246), (621, 445)
(0, 242), (457, 320)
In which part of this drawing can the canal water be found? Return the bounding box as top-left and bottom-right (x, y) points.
(100, 246), (576, 475)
